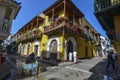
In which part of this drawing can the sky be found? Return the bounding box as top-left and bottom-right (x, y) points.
(12, 0), (107, 38)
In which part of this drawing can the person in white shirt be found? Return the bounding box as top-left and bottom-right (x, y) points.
(73, 51), (77, 63)
(69, 52), (72, 61)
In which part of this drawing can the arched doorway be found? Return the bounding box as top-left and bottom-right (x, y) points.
(67, 40), (73, 60)
(34, 45), (38, 56)
(34, 40), (40, 57)
(66, 37), (77, 61)
(47, 36), (60, 60)
(50, 40), (57, 60)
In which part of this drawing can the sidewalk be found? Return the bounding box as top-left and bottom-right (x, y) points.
(0, 63), (11, 80)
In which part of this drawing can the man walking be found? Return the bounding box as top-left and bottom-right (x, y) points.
(106, 51), (115, 71)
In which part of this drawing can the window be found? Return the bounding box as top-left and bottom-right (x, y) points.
(84, 26), (89, 35)
(34, 45), (38, 55)
(79, 18), (82, 25)
(4, 8), (12, 20)
(100, 2), (103, 9)
(54, 14), (58, 21)
(95, 3), (99, 11)
(69, 16), (73, 24)
(90, 31), (94, 39)
(103, 1), (105, 8)
(2, 19), (8, 32)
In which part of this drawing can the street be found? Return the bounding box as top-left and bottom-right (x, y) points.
(5, 54), (120, 80)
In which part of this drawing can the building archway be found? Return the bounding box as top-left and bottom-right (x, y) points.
(47, 36), (60, 60)
(26, 43), (30, 56)
(50, 40), (57, 60)
(34, 40), (40, 57)
(66, 37), (77, 61)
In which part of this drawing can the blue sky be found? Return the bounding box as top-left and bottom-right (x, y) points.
(13, 0), (107, 37)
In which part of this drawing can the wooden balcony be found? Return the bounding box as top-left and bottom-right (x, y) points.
(18, 29), (42, 42)
(94, 0), (120, 17)
(30, 29), (42, 38)
(44, 17), (83, 36)
(95, 0), (120, 12)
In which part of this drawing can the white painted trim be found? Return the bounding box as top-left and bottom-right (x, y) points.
(18, 43), (22, 54)
(25, 44), (27, 55)
(66, 37), (77, 60)
(33, 40), (40, 57)
(47, 36), (60, 59)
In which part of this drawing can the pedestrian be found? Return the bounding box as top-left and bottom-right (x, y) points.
(73, 51), (77, 63)
(69, 52), (72, 61)
(29, 52), (36, 61)
(106, 51), (115, 71)
(113, 53), (118, 71)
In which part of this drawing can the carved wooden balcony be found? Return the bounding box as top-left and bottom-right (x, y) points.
(19, 29), (42, 42)
(44, 17), (83, 36)
(31, 29), (42, 38)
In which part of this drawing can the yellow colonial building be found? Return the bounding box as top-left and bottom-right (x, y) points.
(16, 16), (44, 57)
(16, 0), (101, 62)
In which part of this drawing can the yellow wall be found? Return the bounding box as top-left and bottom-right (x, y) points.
(114, 14), (120, 69)
(30, 41), (34, 55)
(114, 14), (120, 38)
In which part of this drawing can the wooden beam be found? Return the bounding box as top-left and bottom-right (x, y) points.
(52, 9), (55, 23)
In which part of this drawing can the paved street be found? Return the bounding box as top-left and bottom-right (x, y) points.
(40, 57), (120, 80)
(5, 54), (120, 80)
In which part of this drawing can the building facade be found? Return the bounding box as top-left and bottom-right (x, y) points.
(0, 0), (21, 41)
(94, 0), (120, 68)
(16, 0), (101, 62)
(99, 36), (109, 56)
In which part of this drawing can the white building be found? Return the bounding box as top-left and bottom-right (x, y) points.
(2, 34), (14, 48)
(99, 36), (111, 57)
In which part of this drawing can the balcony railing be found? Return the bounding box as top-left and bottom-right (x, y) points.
(17, 28), (42, 42)
(44, 17), (82, 35)
(94, 0), (120, 12)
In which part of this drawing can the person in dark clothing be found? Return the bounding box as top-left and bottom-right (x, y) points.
(106, 51), (115, 71)
(29, 52), (36, 61)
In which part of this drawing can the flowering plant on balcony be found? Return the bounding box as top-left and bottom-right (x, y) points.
(32, 28), (40, 37)
(27, 31), (32, 38)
